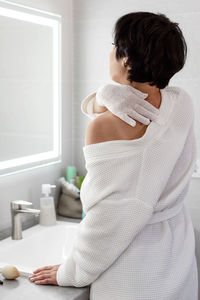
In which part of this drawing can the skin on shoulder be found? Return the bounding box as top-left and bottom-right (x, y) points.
(85, 110), (149, 146)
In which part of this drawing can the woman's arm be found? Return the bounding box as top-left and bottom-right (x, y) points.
(56, 196), (153, 287)
(56, 119), (154, 287)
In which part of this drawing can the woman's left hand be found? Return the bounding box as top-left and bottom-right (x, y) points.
(29, 264), (61, 285)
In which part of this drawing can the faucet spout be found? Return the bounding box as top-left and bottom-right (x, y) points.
(15, 208), (40, 217)
(10, 200), (40, 240)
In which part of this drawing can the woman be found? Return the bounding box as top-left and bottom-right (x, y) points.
(29, 12), (198, 300)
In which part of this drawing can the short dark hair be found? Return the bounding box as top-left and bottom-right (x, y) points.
(112, 12), (187, 89)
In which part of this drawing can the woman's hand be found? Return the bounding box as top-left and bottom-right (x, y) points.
(95, 83), (160, 127)
(29, 264), (61, 285)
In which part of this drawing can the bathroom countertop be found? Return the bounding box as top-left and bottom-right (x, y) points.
(0, 215), (90, 300)
(0, 275), (89, 300)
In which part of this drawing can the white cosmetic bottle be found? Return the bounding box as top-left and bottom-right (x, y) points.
(40, 184), (57, 226)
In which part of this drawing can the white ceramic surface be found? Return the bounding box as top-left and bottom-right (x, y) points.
(0, 220), (79, 277)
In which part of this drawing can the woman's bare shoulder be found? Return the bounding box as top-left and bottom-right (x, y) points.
(85, 111), (148, 146)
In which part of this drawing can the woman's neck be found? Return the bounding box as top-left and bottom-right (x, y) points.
(128, 81), (162, 110)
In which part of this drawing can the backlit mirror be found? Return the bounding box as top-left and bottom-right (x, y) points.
(0, 1), (62, 177)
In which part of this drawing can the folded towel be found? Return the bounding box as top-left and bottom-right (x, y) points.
(59, 177), (80, 197)
(57, 177), (82, 219)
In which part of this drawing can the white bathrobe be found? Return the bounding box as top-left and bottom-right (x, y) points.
(56, 85), (198, 300)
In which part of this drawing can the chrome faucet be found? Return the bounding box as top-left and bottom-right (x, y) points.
(10, 200), (40, 240)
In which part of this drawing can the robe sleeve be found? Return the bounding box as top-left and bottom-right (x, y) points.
(56, 198), (153, 287)
(56, 150), (154, 287)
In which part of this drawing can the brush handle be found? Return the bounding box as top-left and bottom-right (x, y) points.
(0, 266), (32, 278)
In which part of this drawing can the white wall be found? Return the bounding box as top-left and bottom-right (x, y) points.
(73, 0), (200, 296)
(0, 0), (73, 235)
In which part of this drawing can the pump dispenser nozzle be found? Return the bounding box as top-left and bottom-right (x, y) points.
(42, 184), (56, 197)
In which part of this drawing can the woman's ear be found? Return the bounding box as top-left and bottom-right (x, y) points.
(122, 58), (128, 67)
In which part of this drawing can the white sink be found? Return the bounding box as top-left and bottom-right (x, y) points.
(0, 220), (79, 277)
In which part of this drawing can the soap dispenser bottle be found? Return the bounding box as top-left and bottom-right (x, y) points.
(40, 184), (56, 226)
